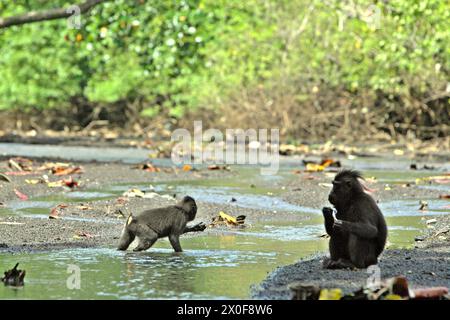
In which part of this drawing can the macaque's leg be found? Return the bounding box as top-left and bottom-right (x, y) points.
(325, 258), (356, 270)
(322, 257), (334, 269)
(134, 236), (158, 252)
(323, 232), (350, 269)
(117, 227), (136, 251)
(168, 234), (182, 252)
(348, 236), (378, 268)
(329, 233), (348, 261)
(133, 225), (158, 252)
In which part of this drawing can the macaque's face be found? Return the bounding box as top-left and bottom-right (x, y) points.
(328, 180), (351, 206)
(180, 196), (197, 220)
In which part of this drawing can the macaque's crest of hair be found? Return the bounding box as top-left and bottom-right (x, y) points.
(334, 169), (364, 182)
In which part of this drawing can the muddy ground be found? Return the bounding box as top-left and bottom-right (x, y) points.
(0, 155), (449, 298)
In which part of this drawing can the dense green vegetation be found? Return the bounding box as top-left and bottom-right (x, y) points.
(0, 0), (448, 140)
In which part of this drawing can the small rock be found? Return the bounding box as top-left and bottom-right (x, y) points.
(419, 201), (428, 211)
(1, 263), (26, 287)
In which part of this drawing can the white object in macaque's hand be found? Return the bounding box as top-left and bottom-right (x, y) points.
(332, 210), (338, 221)
(332, 210), (343, 226)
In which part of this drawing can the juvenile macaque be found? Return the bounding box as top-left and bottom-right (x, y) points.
(322, 170), (387, 269)
(118, 196), (205, 252)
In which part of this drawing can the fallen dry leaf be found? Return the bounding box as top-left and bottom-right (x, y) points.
(8, 157), (33, 172)
(132, 163), (160, 172)
(76, 205), (92, 211)
(0, 173), (11, 182)
(416, 174), (450, 185)
(4, 171), (36, 176)
(63, 177), (79, 188)
(209, 211), (246, 228)
(48, 177), (79, 189)
(74, 231), (94, 239)
(13, 189), (28, 201)
(123, 188), (146, 198)
(305, 163), (327, 172)
(25, 179), (44, 185)
(49, 204), (68, 219)
(37, 162), (70, 171)
(53, 166), (83, 176)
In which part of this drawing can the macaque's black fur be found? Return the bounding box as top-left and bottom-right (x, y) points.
(118, 196), (205, 252)
(322, 170), (387, 269)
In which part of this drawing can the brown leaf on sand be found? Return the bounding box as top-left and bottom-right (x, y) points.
(76, 205), (92, 211)
(74, 231), (94, 239)
(53, 166), (83, 176)
(49, 204), (68, 219)
(8, 157), (33, 172)
(132, 163), (161, 172)
(48, 177), (79, 189)
(63, 177), (79, 188)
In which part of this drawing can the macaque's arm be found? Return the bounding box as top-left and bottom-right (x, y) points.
(334, 220), (378, 239)
(322, 207), (335, 236)
(183, 222), (206, 234)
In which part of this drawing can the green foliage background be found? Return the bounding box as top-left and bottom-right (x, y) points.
(0, 0), (448, 139)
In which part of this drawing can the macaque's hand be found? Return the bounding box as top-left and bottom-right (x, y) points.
(332, 212), (344, 230)
(322, 207), (334, 216)
(191, 222), (207, 232)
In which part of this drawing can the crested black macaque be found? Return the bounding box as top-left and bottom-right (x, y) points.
(118, 196), (205, 252)
(322, 170), (387, 269)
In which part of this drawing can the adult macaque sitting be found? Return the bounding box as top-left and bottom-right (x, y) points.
(322, 170), (387, 269)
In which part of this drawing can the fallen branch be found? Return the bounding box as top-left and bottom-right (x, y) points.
(0, 0), (111, 29)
